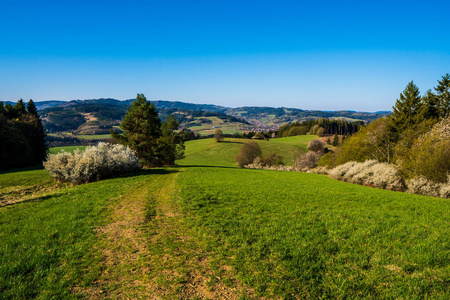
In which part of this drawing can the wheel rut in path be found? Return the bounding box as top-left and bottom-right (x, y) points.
(87, 169), (252, 299)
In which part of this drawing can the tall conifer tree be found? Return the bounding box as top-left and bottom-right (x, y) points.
(435, 73), (450, 118)
(391, 81), (422, 132)
(27, 99), (48, 164)
(112, 93), (162, 166)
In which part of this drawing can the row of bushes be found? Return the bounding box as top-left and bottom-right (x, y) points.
(44, 142), (140, 185)
(238, 139), (326, 172)
(328, 160), (404, 191)
(311, 160), (449, 199)
(235, 139), (449, 199)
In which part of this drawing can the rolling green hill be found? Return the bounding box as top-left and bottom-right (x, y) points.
(1, 136), (447, 299)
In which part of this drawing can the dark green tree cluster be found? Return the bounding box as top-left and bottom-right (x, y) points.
(0, 99), (48, 169)
(111, 94), (185, 167)
(277, 118), (363, 138)
(242, 131), (272, 139)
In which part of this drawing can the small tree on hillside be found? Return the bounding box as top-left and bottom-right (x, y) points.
(307, 139), (326, 155)
(214, 129), (224, 142)
(235, 141), (262, 167)
(332, 133), (339, 146)
(157, 115), (185, 165)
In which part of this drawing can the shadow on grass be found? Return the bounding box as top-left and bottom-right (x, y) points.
(173, 164), (237, 169)
(1, 193), (63, 208)
(0, 165), (44, 175)
(129, 168), (180, 177)
(220, 140), (244, 144)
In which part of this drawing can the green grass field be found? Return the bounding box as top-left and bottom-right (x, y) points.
(76, 134), (111, 140)
(182, 135), (316, 167)
(176, 167), (450, 299)
(49, 146), (87, 154)
(1, 136), (449, 299)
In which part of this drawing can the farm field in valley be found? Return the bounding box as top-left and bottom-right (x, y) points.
(0, 137), (449, 299)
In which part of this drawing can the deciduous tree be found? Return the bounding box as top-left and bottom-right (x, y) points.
(214, 129), (224, 142)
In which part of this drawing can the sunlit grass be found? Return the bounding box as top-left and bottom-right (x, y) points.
(177, 166), (450, 299)
(0, 168), (154, 299)
(180, 136), (317, 167)
(49, 146), (87, 154)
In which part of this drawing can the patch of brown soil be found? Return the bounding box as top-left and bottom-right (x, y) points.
(0, 184), (61, 207)
(82, 113), (98, 122)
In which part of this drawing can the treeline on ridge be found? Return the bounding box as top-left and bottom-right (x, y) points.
(277, 118), (363, 137)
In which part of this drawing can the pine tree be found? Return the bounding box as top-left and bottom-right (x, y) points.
(3, 102), (15, 119)
(332, 133), (339, 146)
(391, 81), (422, 132)
(14, 99), (27, 117)
(157, 115), (185, 165)
(112, 94), (162, 166)
(435, 73), (450, 118)
(27, 99), (38, 116)
(26, 99), (48, 164)
(419, 90), (440, 120)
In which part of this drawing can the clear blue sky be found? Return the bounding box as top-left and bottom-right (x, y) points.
(1, 0), (449, 111)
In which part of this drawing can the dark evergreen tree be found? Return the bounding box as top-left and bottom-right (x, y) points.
(14, 99), (27, 117)
(27, 99), (38, 116)
(435, 73), (450, 118)
(391, 81), (422, 132)
(3, 102), (15, 119)
(112, 93), (161, 166)
(332, 133), (339, 146)
(419, 90), (440, 120)
(0, 99), (48, 169)
(156, 115), (185, 165)
(26, 99), (48, 164)
(111, 94), (184, 167)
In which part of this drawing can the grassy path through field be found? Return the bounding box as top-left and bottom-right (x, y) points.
(93, 168), (250, 299)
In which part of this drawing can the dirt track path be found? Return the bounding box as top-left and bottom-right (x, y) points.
(89, 169), (249, 299)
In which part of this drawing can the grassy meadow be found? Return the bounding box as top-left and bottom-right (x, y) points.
(0, 136), (449, 299)
(182, 135), (315, 167)
(49, 145), (87, 154)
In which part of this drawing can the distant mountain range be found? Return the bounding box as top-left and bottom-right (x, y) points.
(6, 98), (390, 134)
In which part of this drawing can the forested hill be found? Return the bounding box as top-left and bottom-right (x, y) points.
(31, 98), (389, 133)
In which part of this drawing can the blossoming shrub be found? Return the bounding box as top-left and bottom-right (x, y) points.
(307, 166), (329, 175)
(44, 142), (140, 184)
(293, 152), (320, 172)
(343, 160), (378, 184)
(328, 161), (357, 181)
(329, 160), (405, 191)
(244, 157), (293, 171)
(406, 175), (450, 199)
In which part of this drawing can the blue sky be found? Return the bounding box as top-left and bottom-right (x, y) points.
(1, 0), (449, 111)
